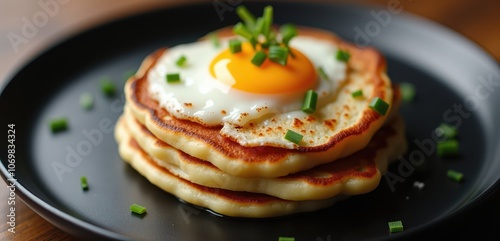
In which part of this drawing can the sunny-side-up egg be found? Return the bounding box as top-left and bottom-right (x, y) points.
(147, 35), (347, 146)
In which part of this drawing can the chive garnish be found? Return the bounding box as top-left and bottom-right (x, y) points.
(284, 129), (303, 144)
(388, 220), (404, 233)
(80, 93), (93, 110)
(261, 6), (273, 38)
(229, 39), (242, 53)
(447, 169), (464, 182)
(176, 55), (187, 67)
(301, 90), (318, 113)
(269, 45), (289, 66)
(101, 79), (115, 97)
(233, 22), (255, 41)
(251, 51), (267, 67)
(236, 6), (256, 30)
(278, 237), (295, 241)
(369, 97), (390, 116)
(233, 5), (298, 66)
(130, 203), (147, 215)
(399, 82), (416, 102)
(81, 176), (88, 191)
(336, 49), (350, 62)
(209, 33), (220, 48)
(166, 73), (180, 83)
(351, 90), (363, 98)
(254, 17), (265, 35)
(318, 67), (329, 80)
(280, 24), (298, 46)
(50, 117), (68, 133)
(437, 139), (459, 157)
(436, 123), (458, 139)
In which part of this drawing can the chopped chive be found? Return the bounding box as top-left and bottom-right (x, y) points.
(278, 237), (295, 241)
(301, 90), (318, 113)
(251, 51), (267, 67)
(130, 203), (147, 215)
(254, 17), (265, 35)
(436, 123), (458, 139)
(50, 117), (68, 133)
(122, 69), (136, 81)
(318, 67), (329, 80)
(236, 6), (256, 30)
(399, 82), (416, 102)
(336, 49), (350, 62)
(388, 220), (404, 233)
(437, 139), (459, 157)
(229, 39), (242, 53)
(280, 24), (298, 45)
(101, 79), (115, 97)
(79, 93), (93, 110)
(447, 169), (464, 182)
(369, 97), (390, 116)
(166, 73), (180, 83)
(81, 176), (88, 191)
(209, 33), (220, 48)
(262, 6), (273, 38)
(284, 129), (303, 144)
(176, 55), (187, 67)
(352, 90), (363, 98)
(269, 45), (289, 66)
(233, 22), (254, 40)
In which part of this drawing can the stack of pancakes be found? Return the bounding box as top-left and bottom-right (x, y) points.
(114, 28), (407, 218)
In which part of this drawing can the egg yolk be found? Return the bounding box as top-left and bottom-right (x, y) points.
(209, 42), (317, 94)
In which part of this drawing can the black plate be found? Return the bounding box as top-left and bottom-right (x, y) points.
(1, 2), (500, 240)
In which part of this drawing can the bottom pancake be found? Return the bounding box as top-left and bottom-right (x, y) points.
(120, 108), (407, 201)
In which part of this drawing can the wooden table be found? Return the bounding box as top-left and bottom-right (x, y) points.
(1, 0), (499, 240)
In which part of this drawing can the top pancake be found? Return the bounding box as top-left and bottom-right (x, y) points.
(124, 26), (394, 177)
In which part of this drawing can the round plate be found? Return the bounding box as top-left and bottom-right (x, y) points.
(1, 2), (500, 240)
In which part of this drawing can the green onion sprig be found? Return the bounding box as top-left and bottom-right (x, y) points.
(447, 169), (464, 182)
(232, 5), (299, 66)
(130, 203), (147, 215)
(251, 51), (267, 67)
(369, 97), (390, 116)
(166, 73), (181, 83)
(80, 93), (93, 110)
(81, 176), (89, 191)
(351, 90), (363, 98)
(437, 139), (459, 157)
(101, 79), (115, 97)
(278, 237), (295, 241)
(176, 55), (187, 67)
(399, 82), (416, 102)
(388, 220), (404, 233)
(318, 67), (329, 80)
(301, 90), (318, 113)
(229, 39), (242, 53)
(50, 117), (68, 133)
(269, 45), (289, 66)
(336, 49), (350, 62)
(284, 129), (303, 145)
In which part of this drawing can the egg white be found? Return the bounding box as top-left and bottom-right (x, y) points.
(147, 36), (347, 127)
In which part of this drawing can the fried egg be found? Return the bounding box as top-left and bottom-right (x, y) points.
(147, 36), (347, 128)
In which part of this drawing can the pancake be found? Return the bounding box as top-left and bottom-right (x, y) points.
(124, 27), (394, 178)
(115, 119), (342, 218)
(117, 112), (406, 201)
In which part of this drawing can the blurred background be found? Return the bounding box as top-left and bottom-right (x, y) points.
(0, 0), (499, 240)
